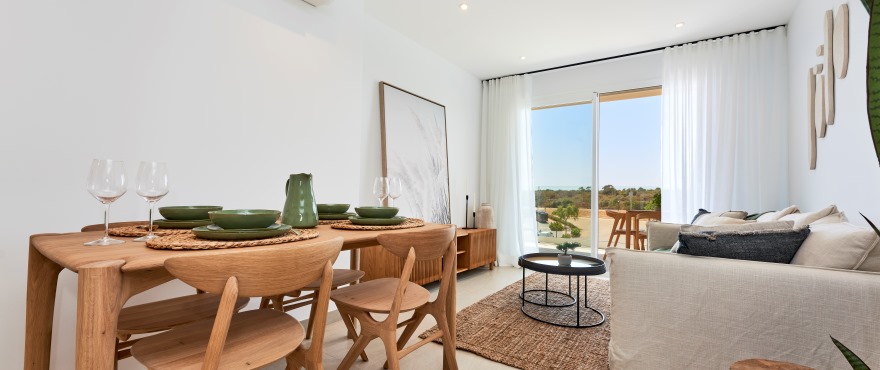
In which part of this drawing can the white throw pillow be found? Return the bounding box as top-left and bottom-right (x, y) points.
(779, 204), (839, 228)
(756, 205), (799, 222)
(810, 212), (849, 225)
(790, 222), (880, 270)
(692, 211), (748, 226)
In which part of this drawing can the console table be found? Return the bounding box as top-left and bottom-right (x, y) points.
(359, 228), (496, 284)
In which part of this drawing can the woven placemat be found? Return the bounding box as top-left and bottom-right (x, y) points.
(145, 229), (319, 250)
(330, 218), (424, 231)
(318, 219), (349, 225)
(108, 225), (192, 237)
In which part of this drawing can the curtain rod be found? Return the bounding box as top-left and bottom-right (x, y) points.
(487, 24), (785, 81)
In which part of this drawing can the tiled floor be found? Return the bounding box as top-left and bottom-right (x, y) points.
(267, 266), (526, 369)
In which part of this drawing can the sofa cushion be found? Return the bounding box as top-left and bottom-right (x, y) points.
(810, 212), (849, 225)
(756, 205), (799, 222)
(691, 209), (749, 225)
(791, 222), (880, 270)
(676, 228), (811, 263)
(671, 221), (795, 253)
(778, 204), (838, 228)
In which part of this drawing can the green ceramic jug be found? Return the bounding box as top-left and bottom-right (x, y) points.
(282, 173), (318, 228)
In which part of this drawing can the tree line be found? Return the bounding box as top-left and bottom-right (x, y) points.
(535, 185), (660, 211)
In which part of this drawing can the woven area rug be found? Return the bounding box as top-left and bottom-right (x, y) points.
(420, 274), (611, 370)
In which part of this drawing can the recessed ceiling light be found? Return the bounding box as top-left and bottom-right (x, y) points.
(675, 22), (686, 28)
(520, 56), (527, 60)
(459, 3), (469, 10)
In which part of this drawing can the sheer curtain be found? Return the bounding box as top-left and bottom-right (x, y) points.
(661, 26), (789, 223)
(480, 75), (538, 266)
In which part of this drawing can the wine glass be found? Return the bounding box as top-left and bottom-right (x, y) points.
(133, 162), (169, 242)
(387, 177), (403, 207)
(84, 159), (127, 246)
(373, 177), (389, 206)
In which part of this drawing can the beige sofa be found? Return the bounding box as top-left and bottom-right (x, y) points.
(606, 218), (880, 369)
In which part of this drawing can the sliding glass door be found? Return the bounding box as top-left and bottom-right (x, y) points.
(532, 87), (661, 257)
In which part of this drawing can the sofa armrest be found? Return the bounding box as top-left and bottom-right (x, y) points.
(646, 222), (683, 250)
(606, 249), (880, 369)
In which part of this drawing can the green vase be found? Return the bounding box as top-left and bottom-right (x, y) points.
(282, 173), (318, 228)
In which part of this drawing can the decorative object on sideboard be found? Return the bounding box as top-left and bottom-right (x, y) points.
(463, 194), (472, 229)
(282, 173), (318, 228)
(380, 82), (451, 224)
(807, 3), (849, 170)
(477, 203), (495, 229)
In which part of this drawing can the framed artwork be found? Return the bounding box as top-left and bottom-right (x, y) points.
(379, 82), (451, 224)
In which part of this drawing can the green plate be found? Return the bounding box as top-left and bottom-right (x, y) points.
(349, 216), (407, 226)
(153, 219), (213, 229)
(193, 224), (292, 240)
(318, 213), (356, 220)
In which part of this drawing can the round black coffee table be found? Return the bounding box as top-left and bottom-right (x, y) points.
(518, 253), (606, 328)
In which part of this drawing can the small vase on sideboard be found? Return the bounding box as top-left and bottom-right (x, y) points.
(477, 203), (495, 229)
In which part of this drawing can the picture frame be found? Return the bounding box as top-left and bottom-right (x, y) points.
(379, 82), (451, 224)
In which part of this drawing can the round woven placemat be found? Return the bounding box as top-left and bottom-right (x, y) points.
(145, 229), (319, 250)
(318, 219), (349, 225)
(330, 218), (424, 231)
(108, 225), (192, 237)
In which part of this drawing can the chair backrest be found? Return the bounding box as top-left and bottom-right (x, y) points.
(81, 221), (148, 232)
(377, 225), (457, 317)
(635, 211), (661, 223)
(376, 225), (456, 261)
(606, 211), (625, 230)
(164, 237), (343, 298)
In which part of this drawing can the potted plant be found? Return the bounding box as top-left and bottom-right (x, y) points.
(556, 241), (580, 266)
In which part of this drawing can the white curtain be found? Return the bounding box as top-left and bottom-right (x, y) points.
(480, 75), (538, 266)
(661, 26), (789, 223)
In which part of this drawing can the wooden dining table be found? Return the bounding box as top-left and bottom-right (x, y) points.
(623, 210), (654, 249)
(24, 223), (456, 370)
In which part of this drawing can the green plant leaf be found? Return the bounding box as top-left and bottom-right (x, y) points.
(869, 0), (880, 165)
(864, 0), (871, 13)
(860, 213), (880, 238)
(831, 336), (871, 369)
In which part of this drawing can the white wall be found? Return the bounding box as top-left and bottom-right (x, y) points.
(0, 0), (481, 368)
(531, 52), (663, 107)
(787, 0), (880, 222)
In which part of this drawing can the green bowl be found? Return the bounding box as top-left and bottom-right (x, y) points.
(317, 203), (350, 214)
(158, 206), (223, 220)
(354, 206), (399, 219)
(208, 209), (280, 229)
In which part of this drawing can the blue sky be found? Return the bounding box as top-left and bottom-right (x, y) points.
(531, 96), (661, 189)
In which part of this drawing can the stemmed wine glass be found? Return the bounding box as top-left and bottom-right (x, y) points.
(133, 162), (169, 242)
(387, 177), (403, 207)
(84, 159), (127, 246)
(373, 177), (389, 206)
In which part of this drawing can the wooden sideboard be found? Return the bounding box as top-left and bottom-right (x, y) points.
(359, 228), (496, 285)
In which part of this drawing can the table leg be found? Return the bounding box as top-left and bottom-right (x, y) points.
(75, 260), (125, 370)
(624, 213), (632, 249)
(350, 249), (360, 284)
(24, 244), (63, 370)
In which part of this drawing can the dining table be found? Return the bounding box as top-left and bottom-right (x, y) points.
(623, 210), (656, 249)
(24, 223), (456, 370)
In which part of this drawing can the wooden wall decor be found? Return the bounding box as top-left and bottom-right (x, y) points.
(807, 3), (849, 170)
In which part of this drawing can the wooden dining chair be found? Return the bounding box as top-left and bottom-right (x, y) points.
(635, 211), (661, 250)
(605, 210), (627, 247)
(259, 268), (365, 340)
(81, 221), (250, 360)
(130, 236), (344, 370)
(330, 226), (458, 370)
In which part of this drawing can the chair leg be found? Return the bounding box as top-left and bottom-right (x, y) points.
(339, 308), (368, 361)
(380, 331), (401, 370)
(338, 334), (374, 370)
(434, 312), (459, 370)
(395, 312), (426, 351)
(305, 299), (318, 339)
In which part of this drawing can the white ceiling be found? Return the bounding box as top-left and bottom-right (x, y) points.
(366, 0), (799, 79)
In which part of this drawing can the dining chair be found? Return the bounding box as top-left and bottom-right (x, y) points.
(81, 222), (250, 360)
(258, 268), (365, 341)
(330, 226), (458, 370)
(604, 210), (627, 247)
(130, 236), (344, 370)
(634, 211), (661, 250)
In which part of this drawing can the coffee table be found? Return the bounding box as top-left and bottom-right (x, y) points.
(518, 252), (606, 328)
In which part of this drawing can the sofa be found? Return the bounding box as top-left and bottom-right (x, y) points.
(606, 206), (880, 369)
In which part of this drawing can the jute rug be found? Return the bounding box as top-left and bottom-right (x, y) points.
(420, 274), (611, 370)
